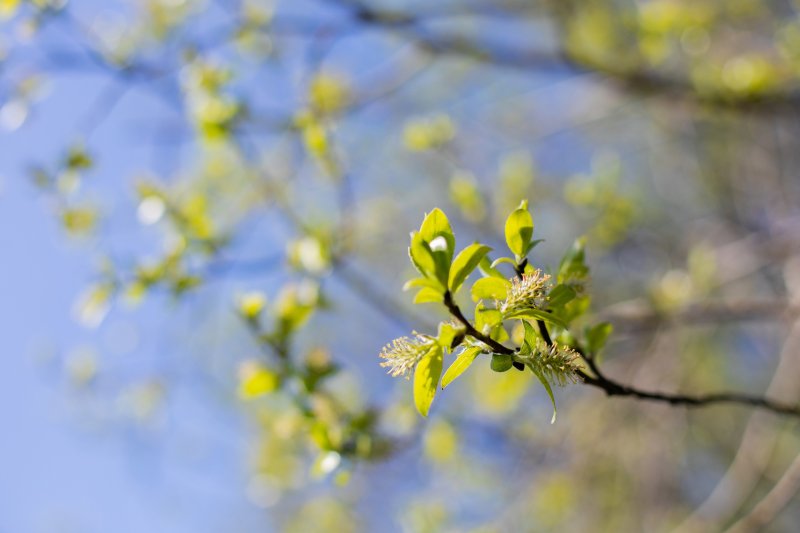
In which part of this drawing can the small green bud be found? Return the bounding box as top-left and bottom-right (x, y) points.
(490, 353), (513, 372)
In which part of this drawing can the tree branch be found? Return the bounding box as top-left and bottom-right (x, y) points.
(442, 290), (800, 418)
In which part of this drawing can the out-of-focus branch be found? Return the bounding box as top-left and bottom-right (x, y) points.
(601, 300), (800, 334)
(323, 0), (800, 112)
(725, 452), (800, 533)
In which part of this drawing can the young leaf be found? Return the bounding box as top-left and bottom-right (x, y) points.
(437, 322), (459, 349)
(521, 320), (540, 354)
(441, 346), (482, 388)
(409, 232), (438, 281)
(414, 344), (444, 417)
(558, 237), (589, 284)
(504, 308), (569, 329)
(414, 287), (444, 304)
(489, 323), (510, 343)
(471, 277), (510, 302)
(419, 209), (456, 284)
(403, 277), (441, 292)
(504, 200), (534, 258)
(525, 239), (546, 255)
(585, 322), (613, 354)
(449, 243), (492, 294)
(478, 256), (505, 279)
(419, 208), (455, 261)
(490, 257), (517, 269)
(490, 353), (513, 372)
(548, 284), (577, 308)
(474, 303), (503, 332)
(528, 363), (558, 424)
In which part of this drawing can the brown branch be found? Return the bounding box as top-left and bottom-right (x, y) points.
(442, 290), (800, 418)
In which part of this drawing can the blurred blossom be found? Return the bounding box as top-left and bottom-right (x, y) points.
(137, 196), (166, 225)
(403, 113), (455, 151)
(65, 347), (98, 387)
(72, 283), (112, 329)
(116, 380), (165, 423)
(237, 291), (267, 319)
(287, 236), (330, 274)
(0, 99), (27, 131)
(313, 450), (341, 477)
(238, 359), (278, 399)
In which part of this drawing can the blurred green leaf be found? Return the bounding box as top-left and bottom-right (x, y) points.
(548, 284), (577, 309)
(585, 322), (613, 354)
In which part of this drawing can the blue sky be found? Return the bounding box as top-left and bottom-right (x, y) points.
(0, 42), (272, 533)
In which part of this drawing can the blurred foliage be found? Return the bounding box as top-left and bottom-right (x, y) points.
(4, 0), (800, 530)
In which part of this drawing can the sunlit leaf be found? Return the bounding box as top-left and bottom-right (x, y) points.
(478, 256), (505, 279)
(504, 200), (534, 258)
(471, 277), (510, 302)
(413, 344), (443, 417)
(413, 287), (443, 304)
(504, 308), (569, 329)
(408, 231), (438, 281)
(448, 243), (491, 294)
(441, 346), (482, 388)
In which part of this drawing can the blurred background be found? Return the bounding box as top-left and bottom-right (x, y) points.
(2, 0), (800, 531)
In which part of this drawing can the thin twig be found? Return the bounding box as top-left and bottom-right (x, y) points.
(442, 290), (800, 418)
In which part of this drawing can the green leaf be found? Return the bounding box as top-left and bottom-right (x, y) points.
(471, 277), (510, 302)
(491, 353), (513, 372)
(548, 284), (577, 308)
(504, 200), (534, 258)
(521, 320), (540, 355)
(402, 277), (441, 292)
(558, 237), (589, 284)
(490, 324), (509, 343)
(525, 239), (546, 254)
(419, 208), (456, 284)
(474, 303), (503, 333)
(408, 231), (438, 280)
(489, 257), (517, 269)
(419, 208), (454, 249)
(414, 344), (444, 417)
(478, 256), (505, 279)
(413, 287), (444, 304)
(441, 346), (482, 388)
(585, 322), (613, 354)
(504, 308), (568, 329)
(528, 363), (558, 424)
(449, 243), (492, 293)
(437, 322), (458, 349)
